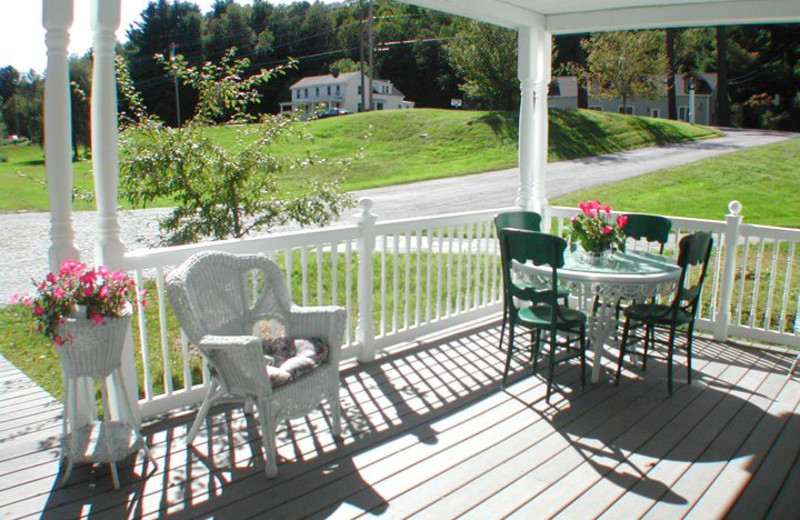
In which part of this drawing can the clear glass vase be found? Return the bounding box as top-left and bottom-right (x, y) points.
(581, 249), (612, 265)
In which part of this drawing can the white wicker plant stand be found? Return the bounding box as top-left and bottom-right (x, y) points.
(57, 303), (156, 490)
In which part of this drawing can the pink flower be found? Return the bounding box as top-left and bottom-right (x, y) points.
(46, 273), (56, 284)
(90, 312), (104, 324)
(9, 293), (20, 304)
(33, 304), (44, 315)
(97, 265), (110, 277)
(140, 299), (149, 307)
(602, 203), (612, 214)
(602, 225), (613, 235)
(99, 285), (110, 298)
(84, 285), (94, 296)
(54, 335), (63, 346)
(54, 287), (65, 299)
(617, 215), (628, 228)
(111, 270), (127, 281)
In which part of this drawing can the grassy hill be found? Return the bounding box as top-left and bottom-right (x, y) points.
(0, 108), (719, 211)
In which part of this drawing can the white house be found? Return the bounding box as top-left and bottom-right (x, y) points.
(280, 71), (415, 117)
(549, 73), (718, 125)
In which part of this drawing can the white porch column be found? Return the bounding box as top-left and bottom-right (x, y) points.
(531, 28), (552, 214)
(90, 0), (140, 424)
(91, 0), (124, 269)
(43, 0), (80, 271)
(516, 26), (535, 210)
(516, 25), (551, 213)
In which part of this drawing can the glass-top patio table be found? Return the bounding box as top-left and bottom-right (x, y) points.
(513, 249), (681, 383)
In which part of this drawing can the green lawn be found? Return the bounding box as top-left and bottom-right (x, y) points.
(551, 137), (800, 228)
(0, 108), (718, 212)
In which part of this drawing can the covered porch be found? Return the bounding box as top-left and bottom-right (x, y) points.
(16, 0), (800, 518)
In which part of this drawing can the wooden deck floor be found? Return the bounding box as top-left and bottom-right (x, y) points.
(2, 319), (799, 520)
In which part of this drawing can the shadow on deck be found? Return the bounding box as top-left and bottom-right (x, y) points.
(2, 319), (799, 519)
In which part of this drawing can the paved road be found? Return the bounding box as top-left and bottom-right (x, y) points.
(1, 127), (795, 302)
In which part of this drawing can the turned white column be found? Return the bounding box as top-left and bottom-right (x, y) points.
(531, 29), (552, 214)
(91, 0), (140, 425)
(516, 26), (535, 210)
(91, 0), (124, 269)
(43, 0), (80, 271)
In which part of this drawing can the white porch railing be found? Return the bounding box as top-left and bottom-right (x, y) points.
(125, 199), (800, 418)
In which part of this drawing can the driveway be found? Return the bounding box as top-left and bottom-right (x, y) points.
(0, 127), (795, 303)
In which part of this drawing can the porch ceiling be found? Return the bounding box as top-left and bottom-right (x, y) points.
(397, 0), (800, 32)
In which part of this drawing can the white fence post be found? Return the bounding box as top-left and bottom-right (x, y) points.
(356, 198), (377, 362)
(714, 200), (743, 340)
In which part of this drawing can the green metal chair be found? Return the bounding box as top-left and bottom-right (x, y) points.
(615, 231), (713, 396)
(494, 211), (568, 352)
(594, 213), (673, 319)
(621, 213), (672, 253)
(498, 228), (588, 403)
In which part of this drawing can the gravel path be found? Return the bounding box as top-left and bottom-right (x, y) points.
(1, 127), (795, 303)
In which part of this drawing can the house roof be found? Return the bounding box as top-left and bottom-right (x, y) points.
(397, 1), (799, 32)
(289, 72), (361, 89)
(290, 72), (409, 99)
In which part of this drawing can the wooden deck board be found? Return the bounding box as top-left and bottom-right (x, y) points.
(1, 324), (799, 520)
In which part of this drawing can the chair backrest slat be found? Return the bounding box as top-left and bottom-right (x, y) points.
(672, 231), (714, 316)
(623, 213), (672, 253)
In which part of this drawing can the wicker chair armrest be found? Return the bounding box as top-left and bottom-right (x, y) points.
(287, 305), (347, 364)
(198, 334), (263, 352)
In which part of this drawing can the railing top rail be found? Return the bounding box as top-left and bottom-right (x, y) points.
(739, 222), (800, 240)
(125, 223), (360, 270)
(375, 206), (517, 234)
(547, 205), (727, 233)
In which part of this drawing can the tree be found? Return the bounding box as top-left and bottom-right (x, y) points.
(125, 0), (204, 126)
(715, 27), (731, 126)
(68, 55), (92, 160)
(580, 31), (666, 111)
(444, 19), (518, 110)
(665, 28), (678, 120)
(118, 48), (355, 245)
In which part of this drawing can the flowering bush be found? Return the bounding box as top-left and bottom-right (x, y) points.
(11, 259), (146, 346)
(569, 200), (628, 253)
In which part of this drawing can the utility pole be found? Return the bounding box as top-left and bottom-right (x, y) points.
(358, 0), (366, 112)
(367, 0), (374, 111)
(170, 43), (181, 126)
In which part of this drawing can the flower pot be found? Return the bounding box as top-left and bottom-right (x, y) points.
(56, 303), (132, 380)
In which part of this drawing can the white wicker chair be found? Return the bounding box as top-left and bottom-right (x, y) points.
(166, 251), (345, 477)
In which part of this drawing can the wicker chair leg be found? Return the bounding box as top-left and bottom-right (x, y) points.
(256, 399), (278, 478)
(330, 395), (342, 437)
(187, 380), (219, 445)
(110, 462), (121, 490)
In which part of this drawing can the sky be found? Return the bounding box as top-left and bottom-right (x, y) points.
(0, 0), (337, 76)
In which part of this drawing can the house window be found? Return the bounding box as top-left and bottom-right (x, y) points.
(377, 102), (384, 110)
(315, 87), (319, 96)
(327, 86), (331, 96)
(357, 102), (362, 112)
(336, 85), (340, 95)
(304, 88), (308, 98)
(650, 108), (660, 118)
(358, 86), (362, 95)
(589, 106), (602, 111)
(679, 107), (689, 121)
(618, 106), (633, 115)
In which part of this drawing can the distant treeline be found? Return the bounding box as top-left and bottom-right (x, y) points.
(1, 0), (798, 147)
